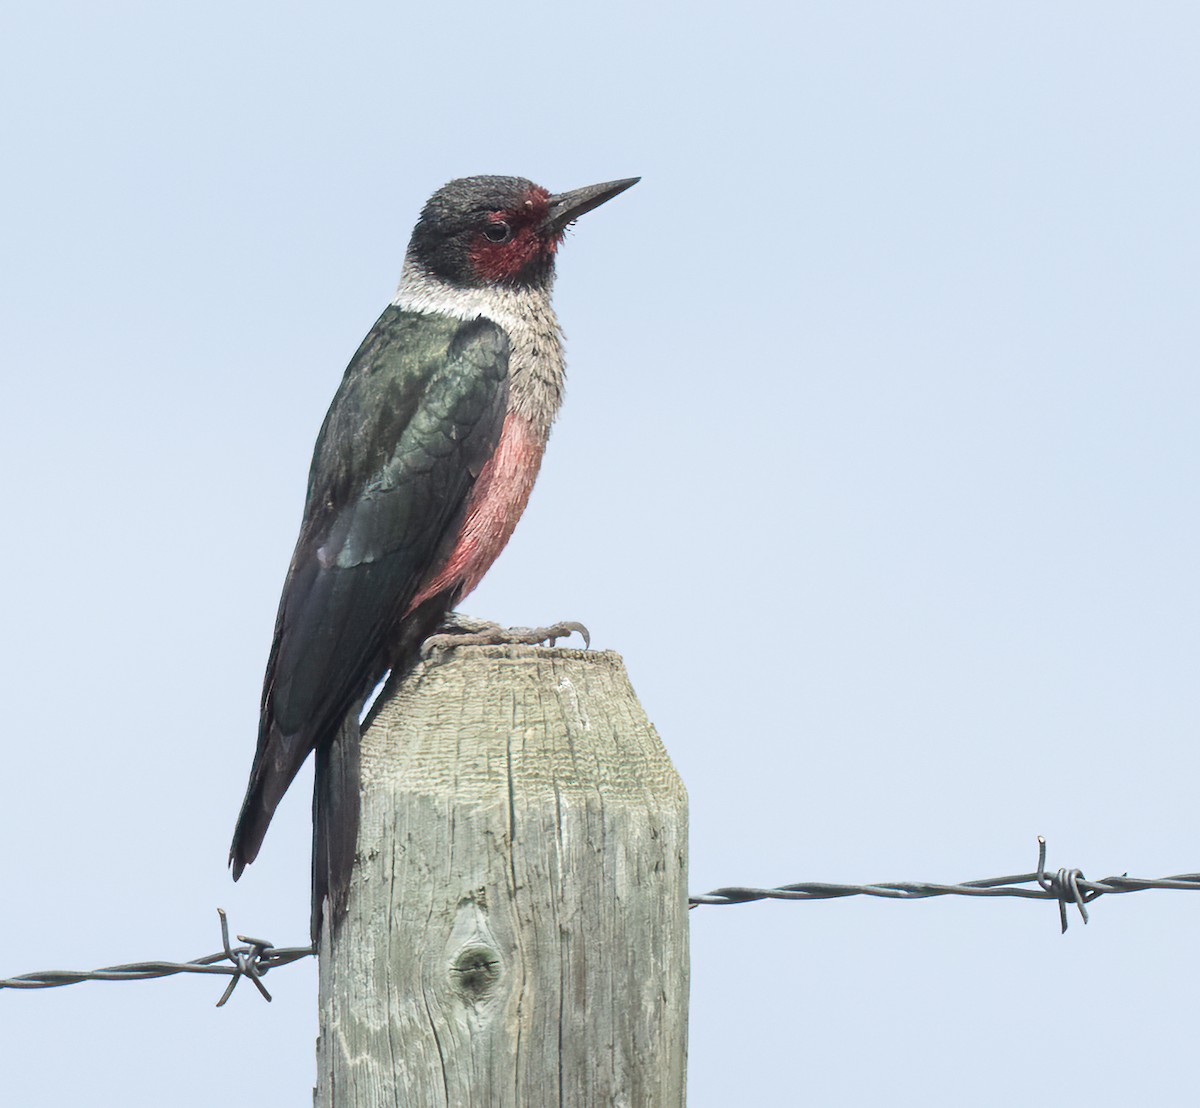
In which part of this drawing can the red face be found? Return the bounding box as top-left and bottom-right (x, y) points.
(467, 186), (560, 283)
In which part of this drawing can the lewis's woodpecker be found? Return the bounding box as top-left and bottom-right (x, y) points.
(229, 175), (638, 893)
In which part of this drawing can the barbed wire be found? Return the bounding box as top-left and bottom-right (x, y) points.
(3, 839), (1198, 1004)
(689, 837), (1200, 933)
(0, 909), (314, 1007)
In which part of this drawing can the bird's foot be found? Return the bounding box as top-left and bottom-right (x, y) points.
(422, 613), (590, 656)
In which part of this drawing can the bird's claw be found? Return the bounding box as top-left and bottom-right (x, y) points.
(532, 620), (591, 649)
(422, 618), (590, 656)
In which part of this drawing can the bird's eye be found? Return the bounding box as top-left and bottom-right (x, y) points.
(483, 221), (512, 243)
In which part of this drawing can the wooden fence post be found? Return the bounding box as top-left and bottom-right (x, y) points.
(314, 644), (689, 1107)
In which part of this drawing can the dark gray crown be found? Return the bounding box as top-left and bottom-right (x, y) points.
(408, 175), (546, 288)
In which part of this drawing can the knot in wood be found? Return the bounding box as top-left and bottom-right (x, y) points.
(449, 943), (502, 1000)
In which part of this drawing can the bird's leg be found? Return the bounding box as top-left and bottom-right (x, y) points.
(422, 611), (590, 655)
(434, 611), (506, 637)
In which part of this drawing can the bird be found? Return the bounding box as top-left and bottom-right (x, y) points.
(228, 174), (639, 925)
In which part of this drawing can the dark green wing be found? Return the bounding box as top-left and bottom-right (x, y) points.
(230, 307), (509, 875)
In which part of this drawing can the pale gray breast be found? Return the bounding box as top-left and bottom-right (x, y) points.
(394, 258), (566, 438)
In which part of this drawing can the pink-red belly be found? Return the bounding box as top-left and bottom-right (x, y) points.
(408, 411), (545, 612)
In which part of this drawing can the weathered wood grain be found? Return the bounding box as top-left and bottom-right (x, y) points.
(315, 645), (688, 1107)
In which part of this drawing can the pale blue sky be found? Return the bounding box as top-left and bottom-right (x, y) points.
(2, 2), (1198, 1104)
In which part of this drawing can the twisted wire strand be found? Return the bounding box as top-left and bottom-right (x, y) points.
(4, 840), (1198, 1003)
(689, 837), (1200, 932)
(0, 909), (315, 1007)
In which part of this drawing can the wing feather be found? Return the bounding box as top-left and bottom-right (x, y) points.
(230, 307), (509, 873)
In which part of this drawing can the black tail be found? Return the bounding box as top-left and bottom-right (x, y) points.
(311, 715), (362, 943)
(309, 593), (456, 942)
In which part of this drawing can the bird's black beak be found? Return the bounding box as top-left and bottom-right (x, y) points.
(543, 177), (640, 235)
